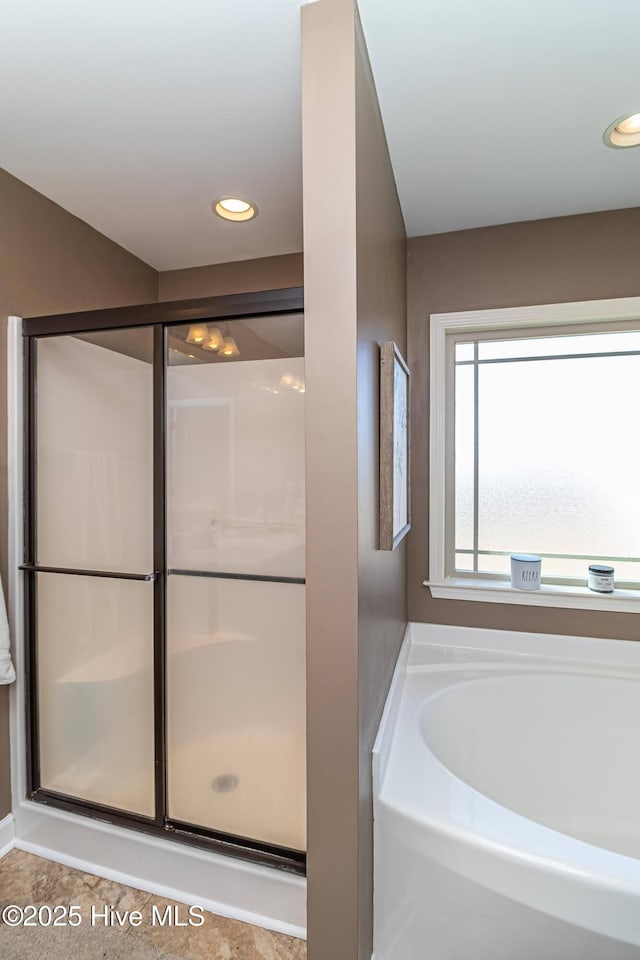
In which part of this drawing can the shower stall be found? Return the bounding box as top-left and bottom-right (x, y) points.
(20, 289), (305, 874)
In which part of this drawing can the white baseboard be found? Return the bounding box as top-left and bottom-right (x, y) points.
(14, 801), (306, 939)
(0, 813), (16, 859)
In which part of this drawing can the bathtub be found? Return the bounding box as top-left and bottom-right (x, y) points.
(373, 623), (640, 960)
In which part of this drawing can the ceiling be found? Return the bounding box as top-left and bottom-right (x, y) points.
(0, 0), (304, 271)
(358, 0), (640, 236)
(2, 1), (639, 271)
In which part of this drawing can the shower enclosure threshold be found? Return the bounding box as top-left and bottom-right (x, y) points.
(11, 798), (306, 937)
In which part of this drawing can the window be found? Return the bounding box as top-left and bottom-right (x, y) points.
(428, 297), (640, 611)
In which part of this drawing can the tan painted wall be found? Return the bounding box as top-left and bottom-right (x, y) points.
(158, 253), (303, 301)
(354, 12), (407, 959)
(302, 2), (407, 957)
(302, 2), (359, 955)
(408, 208), (640, 639)
(0, 168), (158, 818)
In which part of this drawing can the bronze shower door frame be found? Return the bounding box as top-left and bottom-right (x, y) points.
(21, 287), (306, 875)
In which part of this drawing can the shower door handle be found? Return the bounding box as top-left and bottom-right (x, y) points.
(19, 564), (160, 582)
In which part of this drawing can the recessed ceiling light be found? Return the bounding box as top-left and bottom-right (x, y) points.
(212, 197), (258, 222)
(603, 112), (640, 149)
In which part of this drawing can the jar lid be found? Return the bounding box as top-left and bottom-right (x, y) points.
(588, 564), (614, 574)
(511, 553), (541, 562)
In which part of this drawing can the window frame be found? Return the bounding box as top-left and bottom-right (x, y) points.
(427, 296), (640, 612)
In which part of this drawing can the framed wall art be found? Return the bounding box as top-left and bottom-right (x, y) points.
(380, 340), (410, 550)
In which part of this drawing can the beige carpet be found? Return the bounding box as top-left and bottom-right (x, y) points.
(0, 849), (306, 960)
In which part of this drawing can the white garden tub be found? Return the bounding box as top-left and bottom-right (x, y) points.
(373, 623), (640, 959)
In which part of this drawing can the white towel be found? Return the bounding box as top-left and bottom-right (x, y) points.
(0, 578), (15, 684)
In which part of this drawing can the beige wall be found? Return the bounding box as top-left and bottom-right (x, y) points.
(302, 2), (407, 957)
(0, 168), (158, 817)
(408, 208), (640, 639)
(158, 253), (302, 300)
(302, 2), (359, 955)
(355, 12), (407, 959)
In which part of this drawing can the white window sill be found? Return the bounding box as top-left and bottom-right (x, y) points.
(425, 577), (640, 613)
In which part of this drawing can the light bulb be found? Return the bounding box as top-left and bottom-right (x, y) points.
(219, 198), (251, 214)
(212, 197), (258, 222)
(615, 113), (640, 135)
(603, 112), (640, 148)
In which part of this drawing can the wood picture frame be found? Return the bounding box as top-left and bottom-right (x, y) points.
(380, 341), (411, 550)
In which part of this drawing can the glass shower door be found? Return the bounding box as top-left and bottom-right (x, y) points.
(34, 329), (155, 817)
(165, 314), (306, 852)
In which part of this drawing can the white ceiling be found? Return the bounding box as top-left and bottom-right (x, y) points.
(0, 0), (304, 271)
(358, 0), (640, 237)
(2, 1), (639, 271)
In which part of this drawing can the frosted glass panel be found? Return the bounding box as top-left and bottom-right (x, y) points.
(476, 354), (640, 569)
(37, 573), (154, 816)
(477, 554), (510, 576)
(455, 364), (474, 550)
(167, 575), (306, 850)
(36, 332), (153, 573)
(479, 329), (640, 361)
(455, 342), (474, 362)
(167, 343), (305, 578)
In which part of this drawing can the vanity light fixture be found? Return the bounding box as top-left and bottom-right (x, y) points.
(202, 326), (224, 351)
(212, 197), (258, 222)
(603, 112), (640, 148)
(186, 323), (209, 344)
(220, 335), (240, 357)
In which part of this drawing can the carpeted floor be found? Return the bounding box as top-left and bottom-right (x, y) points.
(0, 849), (306, 960)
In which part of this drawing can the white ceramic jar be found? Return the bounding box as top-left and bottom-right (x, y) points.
(588, 564), (614, 593)
(510, 554), (542, 591)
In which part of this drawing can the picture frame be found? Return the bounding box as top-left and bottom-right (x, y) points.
(379, 340), (411, 550)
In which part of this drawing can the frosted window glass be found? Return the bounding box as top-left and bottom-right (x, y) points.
(167, 356), (305, 578)
(455, 343), (474, 362)
(37, 574), (154, 816)
(477, 554), (510, 576)
(475, 354), (640, 570)
(36, 333), (153, 573)
(455, 364), (474, 551)
(167, 575), (306, 851)
(479, 329), (640, 361)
